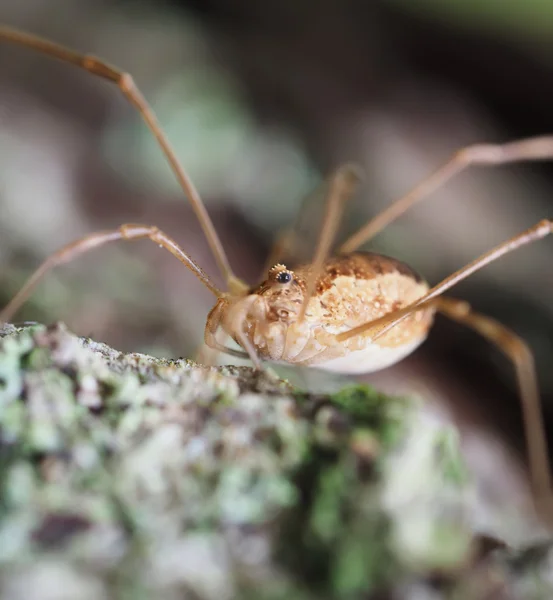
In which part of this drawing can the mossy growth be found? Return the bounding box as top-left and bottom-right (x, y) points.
(0, 322), (551, 600)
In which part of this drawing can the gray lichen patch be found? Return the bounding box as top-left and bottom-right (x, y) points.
(0, 322), (551, 599)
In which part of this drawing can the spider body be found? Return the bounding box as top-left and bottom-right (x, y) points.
(216, 253), (433, 372)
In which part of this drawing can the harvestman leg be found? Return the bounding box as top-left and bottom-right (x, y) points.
(338, 219), (553, 343)
(0, 224), (221, 324)
(264, 164), (361, 274)
(0, 223), (264, 366)
(299, 165), (362, 319)
(340, 135), (553, 252)
(0, 26), (245, 294)
(260, 164), (362, 322)
(437, 297), (550, 503)
(336, 220), (553, 505)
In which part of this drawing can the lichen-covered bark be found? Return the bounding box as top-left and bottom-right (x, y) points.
(0, 322), (551, 599)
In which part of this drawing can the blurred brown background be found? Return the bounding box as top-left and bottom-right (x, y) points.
(2, 0), (553, 502)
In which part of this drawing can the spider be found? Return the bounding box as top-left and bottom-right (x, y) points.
(0, 25), (552, 516)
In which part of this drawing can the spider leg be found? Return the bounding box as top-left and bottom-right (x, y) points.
(0, 224), (221, 324)
(335, 219), (553, 515)
(263, 164), (361, 274)
(0, 26), (244, 292)
(299, 165), (362, 320)
(437, 296), (550, 510)
(340, 135), (553, 252)
(338, 219), (553, 343)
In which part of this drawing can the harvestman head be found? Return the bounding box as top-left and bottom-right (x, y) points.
(1, 25), (553, 520)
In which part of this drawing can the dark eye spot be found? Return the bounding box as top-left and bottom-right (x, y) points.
(276, 271), (292, 284)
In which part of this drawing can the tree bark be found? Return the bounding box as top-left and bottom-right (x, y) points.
(0, 322), (550, 599)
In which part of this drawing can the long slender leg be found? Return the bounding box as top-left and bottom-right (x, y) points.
(299, 165), (362, 320)
(0, 26), (246, 294)
(0, 224), (221, 324)
(334, 221), (553, 510)
(262, 164), (362, 274)
(339, 135), (553, 253)
(261, 186), (322, 274)
(437, 297), (550, 508)
(337, 219), (553, 343)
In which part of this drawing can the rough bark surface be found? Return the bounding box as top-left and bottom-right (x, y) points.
(0, 322), (551, 599)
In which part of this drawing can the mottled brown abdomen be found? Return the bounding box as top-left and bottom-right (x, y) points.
(245, 252), (434, 371)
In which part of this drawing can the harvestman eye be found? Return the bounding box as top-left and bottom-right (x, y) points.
(1, 25), (553, 522)
(276, 271), (292, 284)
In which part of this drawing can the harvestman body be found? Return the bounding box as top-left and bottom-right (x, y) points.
(1, 26), (553, 516)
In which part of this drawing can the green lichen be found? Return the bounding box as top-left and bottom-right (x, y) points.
(0, 322), (551, 600)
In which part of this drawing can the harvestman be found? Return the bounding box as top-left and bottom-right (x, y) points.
(1, 26), (553, 514)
